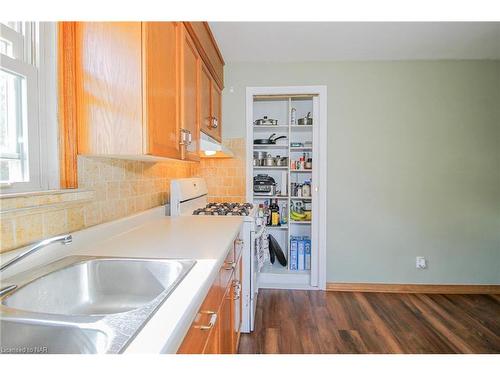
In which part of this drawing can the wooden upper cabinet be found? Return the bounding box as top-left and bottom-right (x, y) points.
(179, 25), (200, 161)
(211, 80), (222, 141)
(142, 22), (180, 159)
(199, 63), (213, 139)
(199, 62), (222, 142)
(65, 21), (223, 162)
(75, 22), (144, 155)
(184, 22), (224, 89)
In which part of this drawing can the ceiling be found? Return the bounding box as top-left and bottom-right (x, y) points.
(209, 22), (500, 63)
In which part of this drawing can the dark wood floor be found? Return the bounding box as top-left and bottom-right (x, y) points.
(238, 289), (500, 354)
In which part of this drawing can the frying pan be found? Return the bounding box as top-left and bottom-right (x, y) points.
(254, 133), (287, 145)
(268, 234), (287, 267)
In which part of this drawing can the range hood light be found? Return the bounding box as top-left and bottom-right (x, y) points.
(199, 132), (234, 158)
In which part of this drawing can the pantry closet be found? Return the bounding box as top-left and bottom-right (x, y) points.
(246, 86), (327, 290)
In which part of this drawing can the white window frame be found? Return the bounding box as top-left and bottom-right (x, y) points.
(0, 22), (59, 194)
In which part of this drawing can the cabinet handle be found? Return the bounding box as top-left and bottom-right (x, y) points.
(235, 239), (244, 246)
(210, 116), (218, 129)
(179, 129), (189, 145)
(223, 261), (236, 270)
(228, 280), (241, 300)
(180, 129), (193, 146)
(195, 310), (217, 330)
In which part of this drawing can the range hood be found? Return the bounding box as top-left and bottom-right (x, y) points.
(199, 132), (234, 158)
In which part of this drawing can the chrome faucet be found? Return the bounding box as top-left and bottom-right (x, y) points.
(0, 234), (72, 297)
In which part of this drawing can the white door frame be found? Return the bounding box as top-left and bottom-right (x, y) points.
(245, 85), (327, 290)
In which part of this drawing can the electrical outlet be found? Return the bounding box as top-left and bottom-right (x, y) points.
(416, 256), (427, 269)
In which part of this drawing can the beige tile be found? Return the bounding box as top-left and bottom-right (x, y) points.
(84, 202), (102, 227)
(99, 160), (114, 182)
(67, 206), (85, 232)
(43, 209), (67, 237)
(15, 213), (43, 246)
(106, 181), (120, 200)
(119, 181), (131, 198)
(92, 181), (107, 201)
(112, 160), (126, 181)
(126, 198), (137, 215)
(0, 218), (16, 251)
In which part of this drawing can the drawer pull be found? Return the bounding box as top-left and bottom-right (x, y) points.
(195, 311), (217, 330)
(235, 239), (244, 246)
(223, 261), (236, 270)
(228, 280), (241, 300)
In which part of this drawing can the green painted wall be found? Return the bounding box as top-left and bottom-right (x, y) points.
(222, 61), (500, 284)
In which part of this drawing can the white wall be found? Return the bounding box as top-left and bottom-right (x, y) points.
(223, 60), (500, 284)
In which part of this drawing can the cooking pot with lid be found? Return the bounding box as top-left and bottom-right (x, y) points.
(254, 116), (278, 126)
(298, 112), (313, 125)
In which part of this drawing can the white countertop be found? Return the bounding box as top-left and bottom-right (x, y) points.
(0, 206), (244, 353)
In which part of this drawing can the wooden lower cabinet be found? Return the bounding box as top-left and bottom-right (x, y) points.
(231, 255), (243, 351)
(178, 235), (243, 354)
(219, 287), (233, 354)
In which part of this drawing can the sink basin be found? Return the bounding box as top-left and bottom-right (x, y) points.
(0, 319), (108, 354)
(3, 258), (193, 315)
(0, 256), (196, 353)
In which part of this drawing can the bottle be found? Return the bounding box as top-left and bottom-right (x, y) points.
(281, 203), (288, 225)
(270, 199), (280, 226)
(267, 202), (272, 226)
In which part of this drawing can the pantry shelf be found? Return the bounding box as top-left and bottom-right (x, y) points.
(253, 125), (289, 130)
(290, 125), (313, 131)
(253, 195), (289, 199)
(254, 166), (289, 170)
(290, 220), (311, 225)
(260, 264), (309, 275)
(267, 225), (289, 230)
(253, 145), (288, 150)
(290, 169), (313, 173)
(290, 147), (312, 151)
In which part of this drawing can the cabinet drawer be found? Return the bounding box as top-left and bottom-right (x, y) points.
(177, 282), (220, 354)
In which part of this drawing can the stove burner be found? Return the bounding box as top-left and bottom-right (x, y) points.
(192, 202), (253, 216)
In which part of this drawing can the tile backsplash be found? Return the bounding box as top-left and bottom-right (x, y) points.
(0, 138), (246, 253)
(193, 138), (246, 203)
(0, 157), (196, 253)
(77, 156), (196, 226)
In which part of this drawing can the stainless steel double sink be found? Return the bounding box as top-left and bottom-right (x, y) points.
(0, 256), (196, 354)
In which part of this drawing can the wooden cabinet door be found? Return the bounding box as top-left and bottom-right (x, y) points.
(75, 22), (143, 155)
(177, 282), (221, 354)
(203, 312), (220, 354)
(142, 22), (180, 159)
(199, 63), (217, 141)
(232, 256), (243, 353)
(219, 287), (233, 354)
(179, 25), (200, 161)
(210, 80), (222, 142)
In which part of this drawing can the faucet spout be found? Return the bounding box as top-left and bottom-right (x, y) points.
(0, 234), (73, 273)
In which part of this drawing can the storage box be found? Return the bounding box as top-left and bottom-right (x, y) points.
(289, 237), (298, 270)
(304, 236), (311, 270)
(297, 238), (305, 271)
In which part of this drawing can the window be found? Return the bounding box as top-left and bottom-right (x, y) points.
(0, 22), (58, 193)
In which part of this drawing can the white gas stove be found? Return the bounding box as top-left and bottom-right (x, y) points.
(170, 178), (263, 332)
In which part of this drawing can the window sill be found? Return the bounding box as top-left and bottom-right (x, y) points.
(0, 189), (95, 218)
